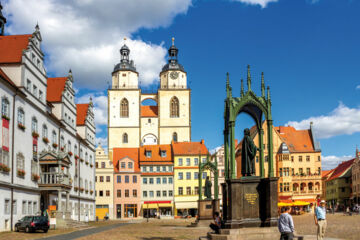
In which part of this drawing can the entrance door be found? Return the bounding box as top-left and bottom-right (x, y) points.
(116, 204), (121, 219)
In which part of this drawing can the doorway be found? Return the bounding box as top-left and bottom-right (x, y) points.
(116, 204), (121, 219)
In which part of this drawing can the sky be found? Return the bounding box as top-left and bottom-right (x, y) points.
(2, 0), (360, 170)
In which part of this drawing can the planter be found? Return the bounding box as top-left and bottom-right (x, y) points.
(74, 187), (79, 191)
(52, 143), (58, 148)
(75, 155), (79, 160)
(90, 164), (93, 168)
(42, 137), (49, 144)
(17, 169), (26, 177)
(90, 190), (94, 195)
(32, 132), (39, 138)
(80, 158), (84, 163)
(79, 188), (84, 192)
(60, 147), (64, 151)
(85, 190), (88, 194)
(18, 123), (26, 131)
(68, 151), (73, 156)
(32, 173), (40, 181)
(0, 163), (10, 173)
(85, 161), (89, 165)
(2, 115), (9, 121)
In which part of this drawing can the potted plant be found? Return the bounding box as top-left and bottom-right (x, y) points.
(80, 158), (84, 163)
(32, 132), (39, 138)
(0, 163), (10, 173)
(79, 187), (84, 192)
(75, 155), (79, 160)
(2, 115), (9, 121)
(60, 147), (64, 151)
(17, 169), (26, 177)
(85, 189), (88, 193)
(90, 190), (94, 194)
(18, 123), (26, 130)
(52, 143), (58, 148)
(32, 173), (40, 181)
(85, 161), (89, 165)
(90, 163), (93, 168)
(42, 137), (49, 144)
(68, 151), (73, 157)
(74, 186), (79, 191)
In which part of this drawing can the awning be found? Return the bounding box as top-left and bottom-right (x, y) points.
(175, 202), (197, 209)
(143, 204), (158, 209)
(158, 203), (173, 208)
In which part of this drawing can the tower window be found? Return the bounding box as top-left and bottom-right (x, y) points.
(148, 118), (151, 123)
(170, 97), (179, 118)
(123, 133), (128, 143)
(120, 98), (129, 118)
(172, 132), (178, 142)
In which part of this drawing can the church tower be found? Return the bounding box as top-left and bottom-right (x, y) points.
(108, 39), (140, 159)
(0, 2), (7, 36)
(158, 38), (191, 144)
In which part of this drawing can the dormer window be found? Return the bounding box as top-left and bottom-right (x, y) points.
(145, 150), (152, 158)
(160, 150), (167, 157)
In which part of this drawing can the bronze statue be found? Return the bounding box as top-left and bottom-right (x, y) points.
(204, 176), (212, 200)
(241, 128), (258, 176)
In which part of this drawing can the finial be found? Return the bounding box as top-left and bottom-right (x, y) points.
(124, 37), (127, 41)
(247, 65), (251, 91)
(261, 72), (265, 97)
(226, 72), (230, 97)
(35, 22), (39, 30)
(267, 86), (271, 100)
(241, 79), (244, 97)
(172, 37), (175, 46)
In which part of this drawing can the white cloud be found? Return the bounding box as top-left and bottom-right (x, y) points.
(232, 0), (278, 8)
(322, 155), (353, 170)
(356, 85), (360, 90)
(95, 136), (108, 149)
(3, 0), (191, 89)
(286, 103), (360, 139)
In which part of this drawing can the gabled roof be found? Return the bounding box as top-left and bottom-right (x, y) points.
(172, 140), (209, 156)
(76, 104), (89, 126)
(327, 158), (354, 181)
(275, 126), (316, 153)
(0, 68), (18, 89)
(113, 148), (140, 172)
(139, 144), (172, 163)
(47, 77), (67, 102)
(141, 106), (158, 117)
(0, 34), (32, 64)
(321, 170), (333, 178)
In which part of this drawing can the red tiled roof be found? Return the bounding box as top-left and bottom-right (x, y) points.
(113, 148), (139, 172)
(321, 170), (333, 178)
(76, 104), (89, 126)
(0, 34), (32, 64)
(0, 68), (18, 89)
(275, 126), (315, 153)
(141, 106), (158, 117)
(172, 140), (209, 156)
(327, 158), (354, 181)
(47, 77), (67, 102)
(139, 145), (172, 162)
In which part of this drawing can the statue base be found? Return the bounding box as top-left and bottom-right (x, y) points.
(222, 177), (278, 229)
(197, 199), (220, 220)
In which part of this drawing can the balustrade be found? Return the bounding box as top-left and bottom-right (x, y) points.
(40, 172), (70, 186)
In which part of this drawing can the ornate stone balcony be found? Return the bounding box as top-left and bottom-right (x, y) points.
(38, 172), (72, 190)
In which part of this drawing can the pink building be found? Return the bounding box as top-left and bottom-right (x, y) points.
(113, 148), (141, 219)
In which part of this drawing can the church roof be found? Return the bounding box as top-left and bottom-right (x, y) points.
(76, 104), (89, 126)
(172, 140), (208, 156)
(0, 34), (32, 64)
(46, 77), (67, 102)
(141, 106), (158, 117)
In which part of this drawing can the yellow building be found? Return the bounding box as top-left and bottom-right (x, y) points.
(352, 149), (360, 204)
(95, 145), (114, 219)
(236, 122), (322, 206)
(173, 141), (210, 217)
(108, 38), (191, 161)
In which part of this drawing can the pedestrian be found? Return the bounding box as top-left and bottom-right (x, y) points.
(278, 207), (294, 240)
(209, 212), (222, 234)
(314, 200), (327, 240)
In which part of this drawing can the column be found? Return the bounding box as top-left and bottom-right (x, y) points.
(199, 162), (202, 200)
(224, 129), (229, 180)
(57, 190), (62, 211)
(229, 121), (236, 179)
(66, 192), (70, 212)
(259, 128), (265, 178)
(267, 120), (274, 177)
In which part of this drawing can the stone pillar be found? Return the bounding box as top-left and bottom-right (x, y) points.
(267, 120), (274, 177)
(66, 192), (70, 211)
(229, 121), (236, 179)
(259, 128), (265, 178)
(224, 129), (229, 180)
(57, 190), (62, 211)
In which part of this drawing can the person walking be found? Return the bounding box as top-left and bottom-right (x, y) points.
(278, 207), (294, 240)
(314, 200), (327, 240)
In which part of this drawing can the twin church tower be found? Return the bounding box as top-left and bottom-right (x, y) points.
(108, 38), (191, 158)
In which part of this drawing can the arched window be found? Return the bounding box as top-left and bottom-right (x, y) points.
(60, 136), (64, 148)
(74, 145), (78, 155)
(16, 152), (25, 171)
(170, 97), (179, 118)
(2, 97), (10, 118)
(17, 108), (25, 125)
(123, 133), (128, 143)
(172, 132), (178, 142)
(42, 125), (48, 138)
(120, 98), (129, 117)
(31, 117), (38, 133)
(52, 131), (57, 144)
(85, 152), (88, 161)
(68, 141), (71, 152)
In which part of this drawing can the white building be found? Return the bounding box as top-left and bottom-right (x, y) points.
(0, 8), (95, 231)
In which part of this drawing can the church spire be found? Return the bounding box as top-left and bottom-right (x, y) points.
(247, 65), (251, 92)
(168, 37), (179, 64)
(0, 1), (7, 36)
(261, 72), (265, 98)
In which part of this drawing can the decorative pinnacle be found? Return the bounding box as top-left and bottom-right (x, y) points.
(226, 72), (230, 97)
(247, 65), (251, 91)
(261, 72), (265, 97)
(267, 86), (271, 100)
(241, 79), (244, 97)
(172, 37), (175, 46)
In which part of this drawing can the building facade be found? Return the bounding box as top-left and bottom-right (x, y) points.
(107, 39), (191, 160)
(95, 145), (114, 219)
(139, 145), (174, 218)
(173, 141), (210, 217)
(0, 11), (95, 231)
(352, 149), (360, 204)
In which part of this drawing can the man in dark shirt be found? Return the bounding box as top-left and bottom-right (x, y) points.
(209, 212), (221, 234)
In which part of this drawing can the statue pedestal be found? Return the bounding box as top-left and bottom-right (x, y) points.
(223, 177), (278, 229)
(197, 199), (220, 220)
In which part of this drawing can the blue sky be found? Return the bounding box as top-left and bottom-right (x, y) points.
(3, 0), (360, 169)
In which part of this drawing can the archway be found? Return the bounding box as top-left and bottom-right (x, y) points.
(142, 134), (158, 145)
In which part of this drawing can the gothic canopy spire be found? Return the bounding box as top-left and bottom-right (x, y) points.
(0, 1), (7, 36)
